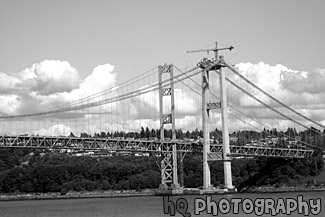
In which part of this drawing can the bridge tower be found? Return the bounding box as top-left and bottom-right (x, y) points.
(219, 56), (234, 190)
(158, 64), (180, 190)
(188, 42), (235, 191)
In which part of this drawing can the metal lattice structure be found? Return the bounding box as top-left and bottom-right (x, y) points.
(158, 64), (179, 188)
(0, 135), (313, 159)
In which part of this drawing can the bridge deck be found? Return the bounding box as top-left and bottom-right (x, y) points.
(0, 136), (314, 159)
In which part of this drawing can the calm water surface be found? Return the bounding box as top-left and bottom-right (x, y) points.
(0, 191), (323, 217)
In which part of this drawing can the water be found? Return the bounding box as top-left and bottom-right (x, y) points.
(0, 191), (323, 217)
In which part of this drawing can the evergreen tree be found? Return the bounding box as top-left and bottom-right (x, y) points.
(185, 130), (191, 139)
(151, 129), (156, 138)
(145, 127), (151, 138)
(100, 132), (107, 138)
(140, 127), (145, 138)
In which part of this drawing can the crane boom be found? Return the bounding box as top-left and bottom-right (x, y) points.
(186, 41), (234, 60)
(186, 48), (215, 53)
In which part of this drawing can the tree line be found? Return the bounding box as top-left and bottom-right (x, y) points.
(0, 147), (323, 194)
(0, 149), (160, 194)
(78, 126), (325, 149)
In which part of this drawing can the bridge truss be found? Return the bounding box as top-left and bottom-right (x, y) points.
(0, 135), (313, 159)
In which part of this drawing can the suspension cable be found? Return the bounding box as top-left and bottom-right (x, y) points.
(174, 65), (322, 150)
(43, 67), (158, 112)
(226, 63), (325, 129)
(225, 76), (322, 135)
(0, 65), (202, 119)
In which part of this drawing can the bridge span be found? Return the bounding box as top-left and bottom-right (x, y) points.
(0, 135), (313, 159)
(0, 42), (322, 192)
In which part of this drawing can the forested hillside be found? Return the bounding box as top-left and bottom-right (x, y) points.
(0, 148), (323, 194)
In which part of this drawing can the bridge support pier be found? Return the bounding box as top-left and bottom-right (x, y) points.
(158, 64), (181, 192)
(202, 69), (212, 189)
(219, 59), (235, 191)
(199, 53), (236, 192)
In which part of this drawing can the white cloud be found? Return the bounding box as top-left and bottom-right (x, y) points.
(78, 63), (116, 96)
(1, 60), (325, 135)
(36, 124), (70, 136)
(0, 71), (20, 94)
(233, 62), (325, 108)
(17, 61), (117, 114)
(226, 62), (325, 130)
(19, 60), (81, 95)
(0, 95), (20, 115)
(232, 62), (291, 106)
(0, 60), (117, 132)
(281, 68), (325, 94)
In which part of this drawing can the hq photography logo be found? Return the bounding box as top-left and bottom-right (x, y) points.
(163, 196), (321, 216)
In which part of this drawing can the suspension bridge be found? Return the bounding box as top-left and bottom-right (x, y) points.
(0, 42), (323, 192)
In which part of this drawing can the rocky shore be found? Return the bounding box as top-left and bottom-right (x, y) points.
(1, 184), (325, 201)
(242, 184), (325, 193)
(0, 189), (155, 201)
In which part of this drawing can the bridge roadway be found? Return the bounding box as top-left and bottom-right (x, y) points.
(0, 135), (314, 159)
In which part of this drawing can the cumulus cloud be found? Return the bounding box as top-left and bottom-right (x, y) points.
(281, 68), (325, 94)
(0, 95), (20, 115)
(233, 62), (325, 107)
(0, 60), (117, 115)
(42, 63), (117, 106)
(232, 62), (293, 106)
(42, 63), (115, 112)
(0, 71), (20, 94)
(1, 60), (325, 135)
(18, 60), (81, 95)
(226, 62), (325, 130)
(78, 64), (116, 97)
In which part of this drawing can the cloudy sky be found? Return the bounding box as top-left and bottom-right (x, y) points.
(0, 0), (324, 135)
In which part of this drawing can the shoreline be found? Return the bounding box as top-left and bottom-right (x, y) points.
(1, 185), (325, 201)
(241, 185), (325, 193)
(0, 190), (155, 202)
